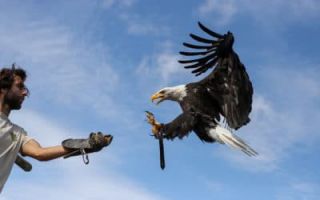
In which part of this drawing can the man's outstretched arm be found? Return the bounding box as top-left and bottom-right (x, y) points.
(20, 139), (71, 161)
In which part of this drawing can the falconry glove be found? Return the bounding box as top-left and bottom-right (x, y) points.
(62, 132), (113, 164)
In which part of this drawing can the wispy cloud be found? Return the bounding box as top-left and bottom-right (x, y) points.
(136, 41), (187, 88)
(217, 95), (294, 172)
(99, 0), (171, 37)
(276, 181), (320, 200)
(5, 160), (167, 200)
(4, 109), (167, 200)
(291, 182), (320, 194)
(197, 0), (320, 26)
(118, 13), (170, 36)
(0, 9), (126, 121)
(101, 0), (137, 9)
(198, 0), (237, 26)
(200, 177), (224, 192)
(5, 165), (168, 200)
(214, 64), (320, 172)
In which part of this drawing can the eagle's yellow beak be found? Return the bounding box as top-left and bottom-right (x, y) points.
(151, 92), (165, 104)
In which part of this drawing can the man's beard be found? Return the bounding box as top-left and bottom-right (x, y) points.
(4, 92), (23, 110)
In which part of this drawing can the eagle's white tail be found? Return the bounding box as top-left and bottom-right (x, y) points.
(209, 126), (258, 156)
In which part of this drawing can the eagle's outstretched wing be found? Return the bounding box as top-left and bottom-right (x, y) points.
(161, 112), (198, 139)
(179, 22), (253, 130)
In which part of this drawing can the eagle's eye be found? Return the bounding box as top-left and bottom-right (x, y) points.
(159, 90), (166, 94)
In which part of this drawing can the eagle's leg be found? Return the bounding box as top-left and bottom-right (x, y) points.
(145, 111), (163, 138)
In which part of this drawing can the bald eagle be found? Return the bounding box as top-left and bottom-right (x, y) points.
(146, 22), (257, 156)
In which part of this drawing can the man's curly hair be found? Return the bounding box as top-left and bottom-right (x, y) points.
(0, 64), (28, 94)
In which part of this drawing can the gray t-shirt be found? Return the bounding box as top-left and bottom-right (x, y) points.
(0, 113), (31, 193)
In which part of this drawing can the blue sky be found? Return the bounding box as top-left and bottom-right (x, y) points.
(0, 0), (320, 199)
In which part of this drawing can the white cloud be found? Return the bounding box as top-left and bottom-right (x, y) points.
(4, 169), (167, 200)
(156, 52), (183, 84)
(0, 11), (126, 121)
(197, 0), (320, 26)
(4, 161), (167, 200)
(101, 0), (137, 9)
(127, 21), (163, 35)
(11, 109), (83, 143)
(135, 42), (186, 87)
(198, 0), (237, 26)
(119, 13), (170, 36)
(291, 182), (320, 194)
(201, 178), (223, 192)
(276, 181), (320, 200)
(0, 22), (72, 62)
(100, 0), (170, 36)
(218, 95), (293, 171)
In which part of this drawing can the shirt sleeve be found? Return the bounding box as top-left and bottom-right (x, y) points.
(21, 134), (32, 146)
(15, 126), (33, 147)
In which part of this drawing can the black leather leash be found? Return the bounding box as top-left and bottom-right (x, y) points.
(159, 131), (165, 170)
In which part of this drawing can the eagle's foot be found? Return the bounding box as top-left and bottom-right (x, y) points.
(145, 111), (162, 138)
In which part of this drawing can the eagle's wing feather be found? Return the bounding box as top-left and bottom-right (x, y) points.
(201, 54), (253, 129)
(183, 42), (214, 50)
(179, 22), (253, 130)
(178, 22), (225, 76)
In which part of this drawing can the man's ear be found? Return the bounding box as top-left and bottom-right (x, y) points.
(0, 88), (8, 95)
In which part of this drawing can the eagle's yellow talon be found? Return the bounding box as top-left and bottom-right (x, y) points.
(145, 111), (162, 138)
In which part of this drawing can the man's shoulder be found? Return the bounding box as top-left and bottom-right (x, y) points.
(11, 122), (26, 135)
(0, 116), (13, 134)
(0, 116), (27, 136)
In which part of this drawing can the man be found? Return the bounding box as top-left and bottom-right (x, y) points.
(0, 66), (112, 192)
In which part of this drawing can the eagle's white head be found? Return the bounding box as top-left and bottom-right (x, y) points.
(151, 85), (187, 104)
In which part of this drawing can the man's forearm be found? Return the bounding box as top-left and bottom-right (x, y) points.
(32, 145), (71, 161)
(21, 139), (72, 161)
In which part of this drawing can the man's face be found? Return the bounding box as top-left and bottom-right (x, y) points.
(4, 75), (28, 110)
